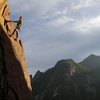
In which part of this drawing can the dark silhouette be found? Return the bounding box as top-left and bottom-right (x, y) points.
(19, 39), (22, 47)
(2, 5), (22, 41)
(11, 16), (23, 37)
(0, 25), (32, 100)
(0, 37), (8, 100)
(8, 84), (19, 100)
(0, 27), (19, 100)
(31, 58), (100, 100)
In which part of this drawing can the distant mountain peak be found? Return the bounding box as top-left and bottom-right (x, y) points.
(80, 54), (100, 68)
(33, 70), (43, 80)
(87, 54), (99, 58)
(54, 59), (88, 77)
(55, 59), (74, 66)
(32, 58), (90, 100)
(90, 54), (96, 56)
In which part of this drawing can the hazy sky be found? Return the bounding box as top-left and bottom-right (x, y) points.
(8, 0), (100, 75)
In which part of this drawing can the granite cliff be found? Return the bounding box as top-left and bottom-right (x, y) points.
(0, 0), (32, 100)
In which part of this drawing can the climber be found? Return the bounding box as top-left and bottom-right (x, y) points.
(10, 16), (23, 36)
(2, 5), (23, 40)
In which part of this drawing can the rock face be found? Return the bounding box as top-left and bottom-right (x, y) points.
(32, 59), (89, 100)
(80, 54), (100, 68)
(0, 0), (32, 100)
(32, 56), (100, 100)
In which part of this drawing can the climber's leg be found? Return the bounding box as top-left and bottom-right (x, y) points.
(9, 28), (16, 37)
(19, 39), (22, 47)
(16, 31), (18, 39)
(6, 24), (11, 34)
(13, 31), (18, 41)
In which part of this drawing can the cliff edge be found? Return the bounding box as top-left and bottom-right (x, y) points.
(0, 0), (32, 100)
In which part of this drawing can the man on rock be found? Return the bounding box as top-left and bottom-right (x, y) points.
(10, 16), (23, 40)
(2, 5), (23, 40)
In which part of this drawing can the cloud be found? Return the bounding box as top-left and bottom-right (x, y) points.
(8, 0), (100, 75)
(74, 15), (100, 33)
(72, 0), (99, 10)
(9, 0), (57, 17)
(48, 15), (74, 27)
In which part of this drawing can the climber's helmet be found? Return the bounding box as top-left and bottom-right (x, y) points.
(19, 16), (23, 19)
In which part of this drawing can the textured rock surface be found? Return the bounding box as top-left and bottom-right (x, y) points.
(0, 0), (32, 100)
(32, 59), (89, 100)
(32, 57), (100, 100)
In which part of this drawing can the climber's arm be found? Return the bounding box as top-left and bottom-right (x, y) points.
(6, 20), (18, 23)
(11, 21), (19, 23)
(3, 19), (18, 23)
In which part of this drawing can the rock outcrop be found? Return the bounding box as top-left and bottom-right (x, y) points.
(80, 54), (100, 68)
(32, 59), (89, 100)
(32, 55), (100, 100)
(0, 0), (32, 100)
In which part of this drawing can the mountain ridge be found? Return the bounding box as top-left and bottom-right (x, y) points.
(80, 54), (100, 68)
(32, 54), (100, 100)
